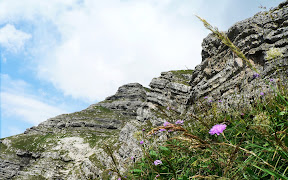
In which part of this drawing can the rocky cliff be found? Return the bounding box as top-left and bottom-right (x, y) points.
(1, 1), (288, 179)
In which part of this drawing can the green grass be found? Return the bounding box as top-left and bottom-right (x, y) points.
(169, 69), (193, 86)
(170, 69), (194, 76)
(6, 133), (56, 152)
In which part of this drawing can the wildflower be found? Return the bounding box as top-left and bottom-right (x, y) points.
(168, 129), (173, 132)
(260, 92), (264, 96)
(209, 124), (227, 135)
(142, 128), (145, 131)
(159, 129), (166, 132)
(131, 156), (134, 160)
(218, 100), (222, 103)
(253, 73), (260, 78)
(175, 120), (184, 125)
(156, 174), (160, 178)
(140, 141), (144, 144)
(166, 107), (170, 110)
(154, 160), (162, 166)
(204, 96), (208, 99)
(118, 178), (121, 180)
(163, 121), (171, 126)
(270, 79), (274, 82)
(208, 100), (213, 103)
(108, 172), (112, 175)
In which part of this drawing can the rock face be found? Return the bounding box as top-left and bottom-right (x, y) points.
(190, 1), (288, 103)
(1, 1), (288, 179)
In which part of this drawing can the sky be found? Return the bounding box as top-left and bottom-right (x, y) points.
(0, 0), (284, 138)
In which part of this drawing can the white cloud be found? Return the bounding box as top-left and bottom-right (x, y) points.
(0, 24), (31, 53)
(35, 0), (207, 102)
(1, 74), (67, 125)
(1, 92), (66, 125)
(0, 0), (244, 102)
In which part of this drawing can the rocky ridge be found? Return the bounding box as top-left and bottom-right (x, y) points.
(0, 1), (288, 179)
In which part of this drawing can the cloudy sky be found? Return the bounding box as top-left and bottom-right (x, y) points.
(0, 0), (283, 138)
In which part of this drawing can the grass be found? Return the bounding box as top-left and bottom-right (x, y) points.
(169, 70), (193, 86)
(5, 133), (56, 152)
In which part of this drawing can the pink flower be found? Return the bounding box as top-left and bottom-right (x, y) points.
(131, 156), (134, 160)
(175, 120), (184, 125)
(154, 160), (162, 166)
(163, 121), (171, 126)
(253, 73), (260, 78)
(209, 124), (227, 135)
(159, 129), (166, 132)
(140, 141), (144, 144)
(260, 92), (264, 96)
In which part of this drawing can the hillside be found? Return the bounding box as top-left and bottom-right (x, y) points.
(0, 1), (288, 179)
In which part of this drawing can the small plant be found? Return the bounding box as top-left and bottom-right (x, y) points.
(265, 47), (284, 60)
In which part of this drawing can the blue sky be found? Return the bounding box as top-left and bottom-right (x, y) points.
(0, 0), (283, 138)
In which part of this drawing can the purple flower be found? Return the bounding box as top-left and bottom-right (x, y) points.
(163, 121), (171, 126)
(260, 92), (264, 96)
(159, 129), (166, 132)
(154, 160), (162, 166)
(253, 73), (260, 78)
(218, 100), (222, 103)
(209, 124), (227, 135)
(208, 100), (213, 103)
(270, 79), (274, 82)
(142, 128), (145, 131)
(168, 129), (173, 132)
(166, 107), (170, 110)
(108, 171), (112, 175)
(204, 96), (208, 99)
(118, 178), (121, 180)
(140, 141), (144, 144)
(131, 156), (134, 160)
(175, 120), (184, 125)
